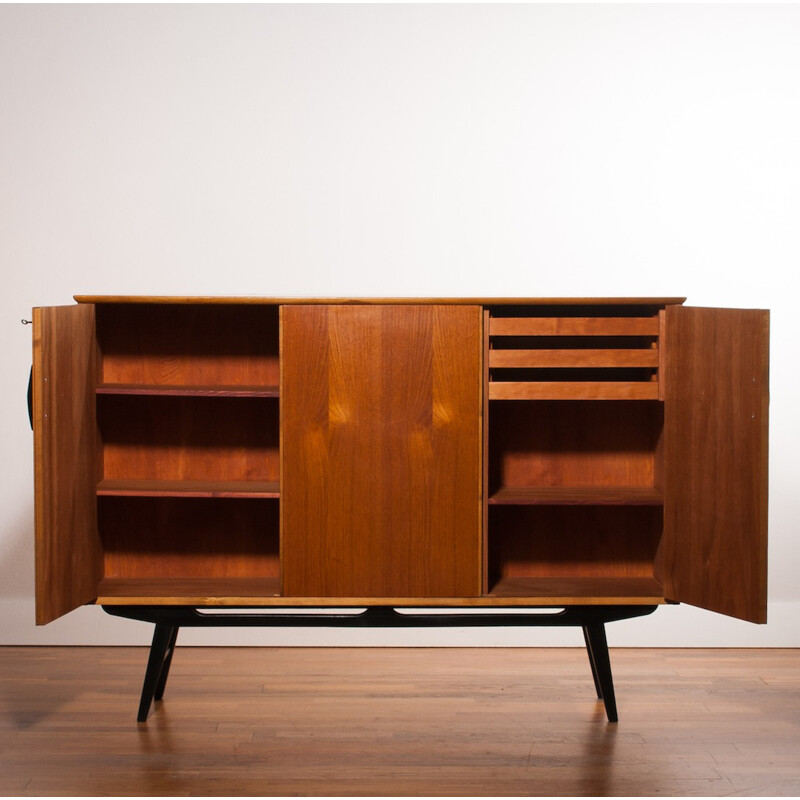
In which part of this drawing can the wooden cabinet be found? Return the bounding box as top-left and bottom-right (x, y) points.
(32, 297), (769, 626)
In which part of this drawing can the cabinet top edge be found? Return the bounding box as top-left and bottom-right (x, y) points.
(74, 295), (688, 306)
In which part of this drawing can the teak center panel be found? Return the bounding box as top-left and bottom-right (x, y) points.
(281, 305), (483, 598)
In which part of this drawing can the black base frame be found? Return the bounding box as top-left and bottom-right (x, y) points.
(103, 604), (657, 724)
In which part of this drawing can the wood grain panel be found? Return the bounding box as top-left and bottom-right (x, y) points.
(100, 497), (279, 580)
(489, 401), (663, 493)
(97, 303), (279, 387)
(661, 306), (769, 623)
(32, 305), (102, 624)
(488, 506), (663, 584)
(282, 305), (482, 598)
(99, 395), (279, 483)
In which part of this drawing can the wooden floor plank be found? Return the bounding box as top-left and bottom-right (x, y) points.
(0, 647), (798, 796)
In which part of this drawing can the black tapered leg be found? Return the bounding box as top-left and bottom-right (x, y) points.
(138, 624), (179, 722)
(583, 622), (617, 722)
(153, 626), (179, 701)
(582, 625), (603, 699)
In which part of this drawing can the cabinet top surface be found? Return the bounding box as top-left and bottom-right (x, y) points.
(74, 295), (687, 306)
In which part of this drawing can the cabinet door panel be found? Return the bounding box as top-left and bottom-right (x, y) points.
(281, 305), (482, 598)
(662, 306), (769, 623)
(33, 305), (101, 624)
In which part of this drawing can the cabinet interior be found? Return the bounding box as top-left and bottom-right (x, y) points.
(94, 304), (281, 600)
(484, 304), (666, 601)
(485, 401), (665, 600)
(88, 301), (669, 604)
(97, 497), (280, 598)
(96, 302), (280, 389)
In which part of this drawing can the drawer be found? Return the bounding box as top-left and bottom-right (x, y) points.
(488, 311), (663, 400)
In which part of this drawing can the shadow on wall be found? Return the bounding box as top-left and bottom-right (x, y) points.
(0, 503), (35, 598)
(3, 369), (36, 598)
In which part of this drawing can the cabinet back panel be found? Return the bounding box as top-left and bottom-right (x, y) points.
(100, 497), (279, 579)
(99, 395), (279, 482)
(489, 401), (663, 492)
(488, 506), (662, 583)
(97, 304), (279, 387)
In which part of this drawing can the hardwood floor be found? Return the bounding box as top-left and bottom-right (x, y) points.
(1, 646), (798, 796)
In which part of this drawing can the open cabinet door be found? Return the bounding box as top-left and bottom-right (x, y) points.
(33, 304), (101, 624)
(661, 306), (769, 623)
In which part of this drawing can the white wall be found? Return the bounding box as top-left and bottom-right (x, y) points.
(1, 4), (797, 646)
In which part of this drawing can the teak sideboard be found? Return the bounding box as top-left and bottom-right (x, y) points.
(31, 296), (769, 722)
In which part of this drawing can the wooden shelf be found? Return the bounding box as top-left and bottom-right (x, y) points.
(489, 486), (663, 506)
(488, 576), (665, 603)
(489, 382), (659, 400)
(97, 383), (279, 398)
(97, 479), (280, 498)
(97, 577), (281, 603)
